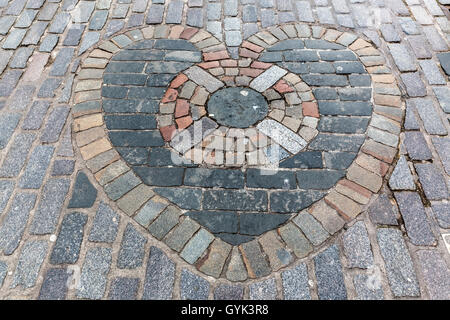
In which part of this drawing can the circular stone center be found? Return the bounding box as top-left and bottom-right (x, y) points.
(207, 87), (269, 128)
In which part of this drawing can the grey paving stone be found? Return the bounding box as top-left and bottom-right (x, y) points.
(89, 10), (108, 30)
(37, 78), (63, 98)
(293, 213), (329, 246)
(0, 193), (36, 255)
(39, 34), (59, 52)
(22, 100), (50, 130)
(432, 86), (450, 113)
(0, 180), (14, 215)
(353, 274), (384, 300)
(68, 171), (98, 208)
(2, 29), (26, 49)
(166, 0), (184, 23)
(0, 50), (13, 74)
(180, 229), (214, 264)
(38, 268), (69, 300)
(400, 72), (426, 97)
(0, 261), (7, 288)
(419, 60), (446, 85)
(11, 240), (48, 288)
(368, 194), (399, 226)
(142, 246), (175, 300)
(415, 163), (448, 201)
(37, 2), (58, 20)
(0, 113), (20, 149)
(19, 145), (54, 189)
(50, 47), (74, 76)
(154, 187), (201, 210)
(72, 1), (95, 22)
(413, 98), (447, 135)
(249, 277), (277, 300)
(214, 284), (244, 300)
(295, 1), (314, 22)
(0, 16), (16, 35)
(0, 133), (35, 178)
(281, 263), (311, 300)
(203, 190), (268, 211)
(89, 202), (120, 243)
(224, 0), (238, 15)
(22, 21), (48, 45)
(146, 4), (164, 24)
(404, 101), (420, 130)
(63, 25), (85, 46)
(0, 70), (23, 97)
(10, 47), (34, 68)
(77, 247), (112, 300)
(180, 269), (210, 300)
(108, 277), (139, 300)
(314, 245), (347, 300)
(343, 221), (374, 268)
(148, 205), (181, 239)
(409, 36), (433, 60)
(26, 0), (45, 9)
(389, 156), (415, 190)
(41, 106), (70, 143)
(377, 228), (420, 297)
(416, 250), (450, 300)
(79, 32), (100, 55)
(404, 131), (432, 160)
(422, 26), (448, 52)
(432, 137), (450, 175)
(117, 223), (147, 269)
(388, 44), (416, 72)
(51, 159), (75, 176)
(29, 178), (71, 235)
(240, 239), (271, 278)
(57, 127), (74, 157)
(431, 203), (450, 229)
(50, 212), (88, 264)
(49, 12), (70, 33)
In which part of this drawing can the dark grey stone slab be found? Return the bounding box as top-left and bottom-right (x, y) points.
(309, 134), (366, 152)
(203, 190), (268, 211)
(37, 78), (63, 98)
(117, 223), (147, 269)
(247, 169), (296, 189)
(50, 212), (88, 264)
(29, 178), (71, 235)
(377, 228), (420, 297)
(68, 172), (98, 208)
(403, 131), (432, 160)
(0, 193), (36, 255)
(400, 72), (426, 97)
(77, 247), (112, 300)
(270, 190), (326, 213)
(63, 25), (85, 46)
(51, 160), (75, 176)
(185, 211), (238, 234)
(142, 246), (175, 300)
(38, 268), (69, 300)
(108, 277), (139, 300)
(437, 52), (450, 75)
(214, 284), (244, 300)
(180, 269), (210, 300)
(415, 163), (448, 200)
(11, 240), (48, 288)
(368, 194), (399, 226)
(89, 202), (120, 243)
(413, 98), (447, 135)
(314, 245), (347, 300)
(296, 170), (344, 189)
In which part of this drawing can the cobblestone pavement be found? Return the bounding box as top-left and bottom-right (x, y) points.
(0, 0), (449, 300)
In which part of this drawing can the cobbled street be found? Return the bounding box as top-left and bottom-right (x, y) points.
(0, 0), (449, 300)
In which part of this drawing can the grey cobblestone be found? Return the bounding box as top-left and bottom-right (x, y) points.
(108, 277), (139, 300)
(281, 263), (311, 300)
(38, 268), (69, 300)
(77, 247), (112, 300)
(249, 277), (277, 300)
(19, 145), (54, 189)
(142, 246), (175, 300)
(416, 250), (450, 300)
(343, 221), (374, 268)
(180, 269), (209, 300)
(117, 223), (147, 269)
(11, 240), (48, 289)
(89, 202), (120, 243)
(314, 245), (347, 300)
(415, 163), (448, 201)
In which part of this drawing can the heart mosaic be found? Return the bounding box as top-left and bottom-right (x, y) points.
(73, 24), (403, 279)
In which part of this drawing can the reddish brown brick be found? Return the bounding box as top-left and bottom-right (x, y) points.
(240, 68), (264, 77)
(160, 125), (177, 141)
(336, 179), (372, 205)
(362, 139), (396, 164)
(180, 27), (199, 40)
(302, 102), (319, 118)
(176, 116), (193, 129)
(242, 41), (264, 53)
(198, 61), (220, 69)
(175, 99), (189, 118)
(203, 50), (230, 61)
(161, 88), (178, 103)
(273, 80), (294, 94)
(250, 61), (272, 69)
(374, 94), (402, 107)
(170, 74), (188, 88)
(239, 48), (259, 59)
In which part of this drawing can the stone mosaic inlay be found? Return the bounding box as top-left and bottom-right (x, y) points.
(73, 24), (403, 280)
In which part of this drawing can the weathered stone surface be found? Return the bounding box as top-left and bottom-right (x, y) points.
(389, 156), (415, 190)
(11, 241), (48, 289)
(180, 269), (210, 300)
(431, 203), (450, 229)
(68, 172), (98, 208)
(108, 277), (139, 300)
(416, 250), (450, 300)
(377, 228), (420, 297)
(117, 223), (147, 269)
(38, 268), (69, 300)
(0, 193), (36, 255)
(50, 212), (88, 264)
(77, 247), (112, 300)
(281, 263), (311, 300)
(343, 221), (374, 268)
(314, 245), (347, 300)
(394, 192), (436, 246)
(415, 163), (448, 200)
(214, 284), (244, 300)
(142, 247), (175, 300)
(404, 131), (432, 160)
(89, 202), (120, 243)
(353, 274), (384, 300)
(368, 194), (398, 226)
(180, 229), (214, 264)
(249, 277), (277, 300)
